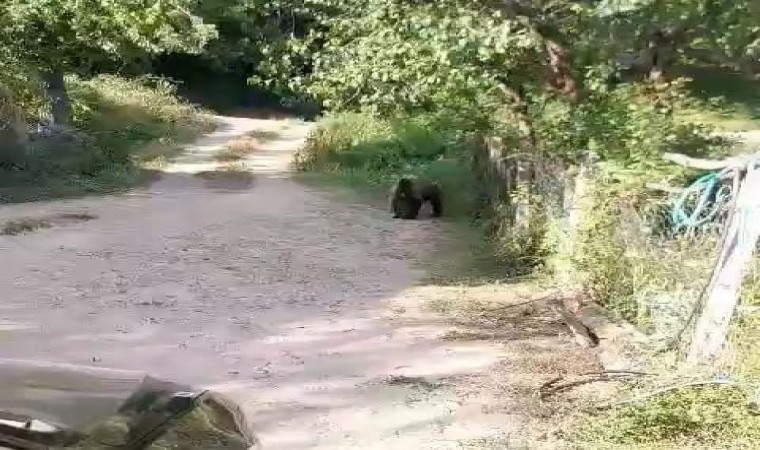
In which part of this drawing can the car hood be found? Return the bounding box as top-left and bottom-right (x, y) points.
(0, 359), (259, 449)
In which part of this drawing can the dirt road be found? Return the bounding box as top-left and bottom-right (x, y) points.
(0, 116), (549, 449)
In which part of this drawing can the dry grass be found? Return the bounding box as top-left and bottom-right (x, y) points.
(217, 160), (250, 172)
(377, 375), (442, 391)
(0, 212), (97, 236)
(422, 286), (565, 344)
(394, 281), (602, 448)
(135, 139), (184, 169)
(247, 129), (281, 141)
(194, 169), (254, 191)
(213, 137), (259, 162)
(1, 218), (51, 235)
(54, 212), (97, 223)
(1, 76), (214, 204)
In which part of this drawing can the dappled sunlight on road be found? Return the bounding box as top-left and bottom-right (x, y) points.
(0, 114), (522, 448)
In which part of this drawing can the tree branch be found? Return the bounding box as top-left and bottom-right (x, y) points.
(661, 152), (760, 170)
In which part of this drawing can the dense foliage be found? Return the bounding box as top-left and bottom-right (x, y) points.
(249, 0), (737, 163)
(0, 1), (214, 201)
(0, 0), (215, 71)
(0, 0), (215, 126)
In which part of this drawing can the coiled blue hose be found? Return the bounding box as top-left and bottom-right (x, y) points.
(670, 168), (734, 233)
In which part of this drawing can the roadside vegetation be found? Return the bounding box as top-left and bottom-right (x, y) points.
(249, 1), (760, 448)
(0, 75), (213, 203)
(0, 0), (216, 203)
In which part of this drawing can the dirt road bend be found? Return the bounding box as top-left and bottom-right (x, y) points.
(0, 115), (534, 449)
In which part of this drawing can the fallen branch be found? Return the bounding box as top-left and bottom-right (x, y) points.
(548, 298), (599, 348)
(738, 305), (760, 315)
(661, 152), (759, 170)
(539, 370), (652, 400)
(597, 378), (742, 410)
(497, 290), (560, 309)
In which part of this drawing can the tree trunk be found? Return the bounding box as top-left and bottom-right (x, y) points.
(0, 88), (28, 169)
(495, 83), (537, 227)
(42, 70), (72, 128)
(545, 39), (582, 100)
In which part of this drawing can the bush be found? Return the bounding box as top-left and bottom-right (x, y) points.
(71, 75), (214, 142)
(572, 386), (760, 448)
(296, 112), (481, 217)
(0, 75), (213, 203)
(295, 82), (729, 282)
(568, 172), (719, 326)
(535, 82), (726, 166)
(531, 81), (728, 323)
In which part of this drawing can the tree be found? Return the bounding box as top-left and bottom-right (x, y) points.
(189, 0), (313, 73)
(0, 0), (216, 126)
(595, 0), (760, 79)
(254, 0), (594, 149)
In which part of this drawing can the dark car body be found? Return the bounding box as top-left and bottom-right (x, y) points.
(0, 359), (259, 449)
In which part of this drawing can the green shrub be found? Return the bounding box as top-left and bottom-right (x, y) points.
(572, 386), (760, 448)
(294, 112), (391, 170)
(569, 173), (718, 326)
(71, 75), (215, 147)
(535, 82), (726, 166)
(296, 112), (480, 217)
(572, 182), (637, 319)
(539, 81), (728, 322)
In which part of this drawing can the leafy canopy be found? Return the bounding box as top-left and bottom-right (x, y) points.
(0, 0), (217, 72)
(255, 0), (593, 112)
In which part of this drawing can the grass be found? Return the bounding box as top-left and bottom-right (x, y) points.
(727, 256), (760, 379)
(194, 168), (254, 191)
(213, 136), (258, 162)
(0, 75), (214, 204)
(568, 384), (760, 449)
(133, 139), (186, 169)
(0, 212), (97, 236)
(246, 129), (281, 141)
(72, 75), (215, 141)
(562, 181), (760, 450)
(1, 218), (51, 235)
(56, 212), (97, 222)
(294, 112), (482, 218)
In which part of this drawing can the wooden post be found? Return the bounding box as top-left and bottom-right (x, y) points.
(514, 160), (532, 227)
(687, 162), (760, 363)
(0, 88), (28, 164)
(555, 152), (598, 287)
(484, 136), (509, 181)
(484, 136), (519, 223)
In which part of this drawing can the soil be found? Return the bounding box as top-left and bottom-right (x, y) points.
(0, 115), (599, 449)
